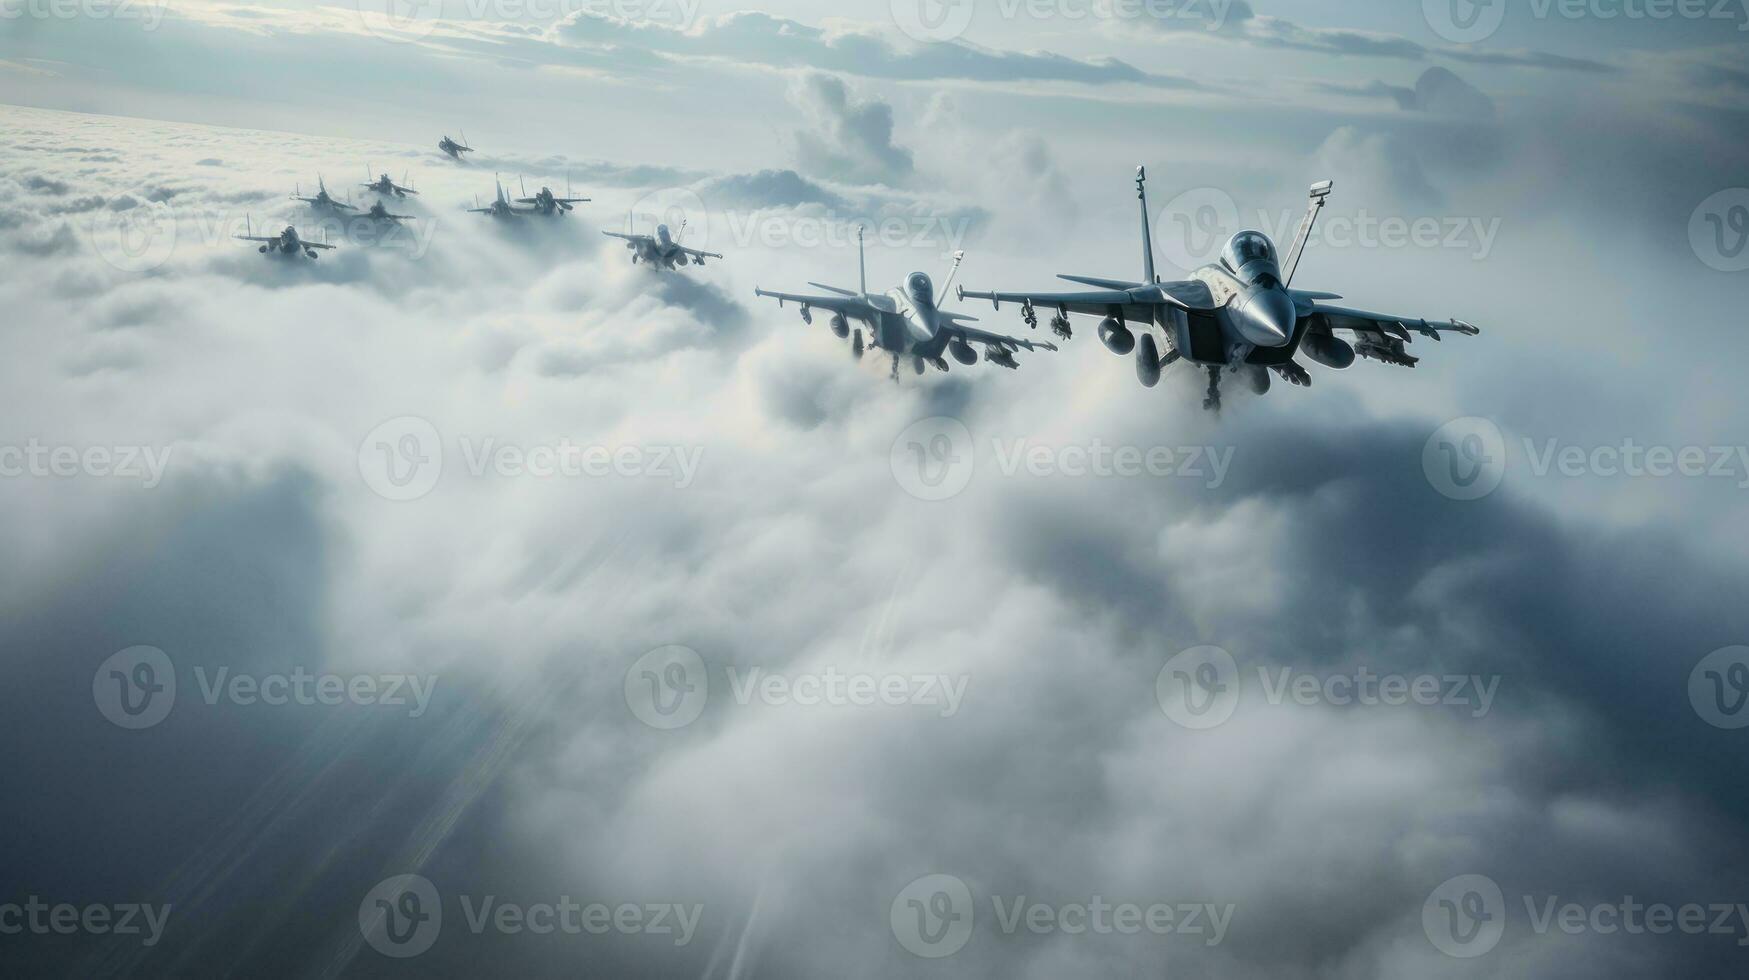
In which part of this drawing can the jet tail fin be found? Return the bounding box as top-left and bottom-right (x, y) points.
(939, 250), (966, 306)
(857, 225), (868, 298)
(1282, 180), (1333, 287)
(1137, 166), (1158, 284)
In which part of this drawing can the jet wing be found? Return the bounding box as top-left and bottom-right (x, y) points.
(958, 280), (1215, 323)
(1308, 302), (1481, 342)
(304, 242), (337, 250)
(602, 231), (650, 244)
(754, 288), (882, 323)
(235, 235), (278, 243)
(1305, 301), (1479, 368)
(945, 321), (1060, 355)
(679, 245), (724, 261)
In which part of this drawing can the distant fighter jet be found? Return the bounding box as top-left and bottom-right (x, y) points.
(756, 229), (1057, 379)
(236, 216), (335, 259)
(516, 176), (589, 216)
(604, 220), (723, 270)
(364, 201), (416, 224)
(959, 168), (1480, 410)
(438, 132), (474, 161)
(469, 177), (535, 220)
(362, 166), (418, 198)
(292, 177), (356, 214)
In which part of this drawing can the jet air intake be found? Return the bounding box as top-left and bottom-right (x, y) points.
(1302, 334), (1355, 369)
(1099, 316), (1136, 356)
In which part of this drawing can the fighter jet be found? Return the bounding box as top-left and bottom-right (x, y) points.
(603, 220), (723, 270)
(364, 201), (416, 224)
(756, 229), (1058, 379)
(235, 216), (335, 259)
(516, 176), (589, 216)
(438, 133), (474, 161)
(959, 168), (1480, 411)
(362, 167), (418, 198)
(292, 177), (356, 215)
(469, 178), (535, 221)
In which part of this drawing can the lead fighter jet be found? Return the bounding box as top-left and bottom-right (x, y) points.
(756, 229), (1058, 379)
(959, 168), (1480, 410)
(603, 220), (723, 270)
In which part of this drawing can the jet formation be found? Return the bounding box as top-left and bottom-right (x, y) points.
(232, 132), (1479, 404)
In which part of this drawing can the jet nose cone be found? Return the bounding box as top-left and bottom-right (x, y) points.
(1241, 289), (1297, 348)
